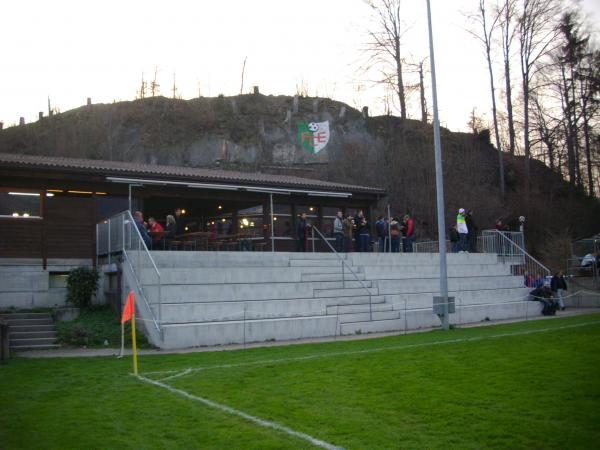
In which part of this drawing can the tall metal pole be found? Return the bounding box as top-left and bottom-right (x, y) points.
(426, 0), (449, 330)
(269, 193), (275, 252)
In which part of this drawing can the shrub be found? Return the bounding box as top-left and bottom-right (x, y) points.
(66, 267), (99, 308)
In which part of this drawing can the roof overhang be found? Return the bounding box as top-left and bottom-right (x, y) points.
(105, 176), (353, 198)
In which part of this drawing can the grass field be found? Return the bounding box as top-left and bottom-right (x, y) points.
(1, 314), (600, 449)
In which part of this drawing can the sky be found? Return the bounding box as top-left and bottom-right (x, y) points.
(1, 0), (599, 132)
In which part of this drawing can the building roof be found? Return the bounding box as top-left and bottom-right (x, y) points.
(0, 152), (384, 195)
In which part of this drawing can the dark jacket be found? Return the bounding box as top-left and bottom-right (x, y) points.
(134, 218), (152, 249)
(449, 228), (459, 243)
(375, 219), (387, 238)
(297, 218), (309, 239)
(165, 222), (177, 240)
(550, 276), (567, 292)
(357, 217), (370, 235)
(465, 214), (478, 235)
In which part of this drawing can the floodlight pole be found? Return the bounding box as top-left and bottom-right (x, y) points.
(426, 0), (449, 330)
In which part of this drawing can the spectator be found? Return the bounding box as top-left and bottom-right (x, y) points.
(449, 225), (459, 253)
(550, 271), (567, 311)
(529, 285), (559, 316)
(495, 218), (503, 230)
(148, 217), (165, 248)
(296, 212), (311, 252)
(532, 273), (544, 288)
(466, 210), (478, 253)
(524, 271), (534, 288)
(333, 210), (344, 253)
(390, 217), (402, 253)
(356, 210), (370, 252)
(133, 211), (152, 249)
(165, 215), (177, 247)
(456, 208), (469, 253)
(343, 214), (354, 252)
(402, 214), (415, 252)
(174, 208), (185, 236)
(375, 215), (388, 253)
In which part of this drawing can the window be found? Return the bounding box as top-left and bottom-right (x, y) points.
(272, 204), (292, 237)
(0, 191), (42, 218)
(238, 205), (263, 237)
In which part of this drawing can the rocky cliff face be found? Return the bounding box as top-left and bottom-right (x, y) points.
(1, 94), (599, 264)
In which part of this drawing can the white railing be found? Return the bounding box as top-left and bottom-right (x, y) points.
(96, 210), (161, 334)
(414, 240), (451, 253)
(479, 229), (550, 282)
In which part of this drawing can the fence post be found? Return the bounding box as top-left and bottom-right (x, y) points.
(108, 219), (111, 265)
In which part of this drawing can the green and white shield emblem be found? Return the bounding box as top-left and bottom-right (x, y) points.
(297, 121), (330, 154)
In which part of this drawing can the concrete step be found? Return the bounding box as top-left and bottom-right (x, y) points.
(161, 315), (339, 349)
(10, 337), (57, 347)
(301, 273), (366, 282)
(314, 287), (378, 298)
(11, 344), (61, 351)
(363, 264), (511, 279)
(326, 302), (394, 315)
(150, 280), (373, 303)
(154, 295), (389, 324)
(149, 251), (342, 268)
(376, 276), (523, 295)
(5, 317), (54, 326)
(348, 252), (499, 266)
(385, 287), (531, 310)
(8, 324), (56, 332)
(0, 312), (52, 320)
(290, 259), (353, 267)
(9, 330), (57, 339)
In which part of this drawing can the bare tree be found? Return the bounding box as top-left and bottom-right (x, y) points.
(467, 0), (506, 197)
(150, 67), (160, 97)
(240, 56), (247, 95)
(518, 0), (561, 179)
(137, 73), (147, 99)
(499, 0), (518, 155)
(363, 0), (408, 119)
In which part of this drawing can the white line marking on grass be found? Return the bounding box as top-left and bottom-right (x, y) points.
(136, 375), (345, 450)
(148, 320), (600, 381)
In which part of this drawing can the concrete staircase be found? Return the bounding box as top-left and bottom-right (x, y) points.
(119, 251), (537, 349)
(0, 312), (59, 350)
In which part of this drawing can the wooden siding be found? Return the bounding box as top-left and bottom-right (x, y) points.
(0, 218), (43, 258)
(45, 196), (95, 259)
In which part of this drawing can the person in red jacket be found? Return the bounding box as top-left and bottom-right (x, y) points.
(148, 217), (165, 249)
(402, 214), (415, 253)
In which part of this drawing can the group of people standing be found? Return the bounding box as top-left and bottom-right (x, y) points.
(297, 210), (416, 253)
(450, 208), (478, 253)
(132, 209), (183, 250)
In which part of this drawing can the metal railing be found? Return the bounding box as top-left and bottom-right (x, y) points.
(311, 226), (375, 320)
(414, 240), (450, 253)
(479, 229), (550, 282)
(567, 257), (599, 288)
(96, 210), (161, 334)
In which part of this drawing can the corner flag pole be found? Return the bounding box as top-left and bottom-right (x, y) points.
(131, 301), (138, 375)
(426, 0), (449, 330)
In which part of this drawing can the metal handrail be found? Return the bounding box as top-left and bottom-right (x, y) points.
(311, 225), (374, 320)
(97, 210), (162, 333)
(483, 229), (551, 278)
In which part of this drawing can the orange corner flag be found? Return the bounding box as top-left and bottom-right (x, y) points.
(121, 291), (135, 324)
